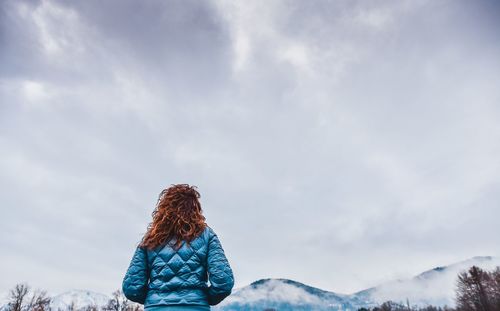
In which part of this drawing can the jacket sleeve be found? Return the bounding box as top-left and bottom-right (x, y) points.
(122, 245), (149, 304)
(206, 227), (235, 305)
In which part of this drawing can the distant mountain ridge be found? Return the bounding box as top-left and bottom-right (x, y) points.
(1, 256), (498, 311)
(351, 256), (500, 308)
(214, 256), (500, 310)
(214, 278), (363, 311)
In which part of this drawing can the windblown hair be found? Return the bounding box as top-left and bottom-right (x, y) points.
(140, 184), (207, 250)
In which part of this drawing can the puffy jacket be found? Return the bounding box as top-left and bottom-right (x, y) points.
(122, 225), (234, 308)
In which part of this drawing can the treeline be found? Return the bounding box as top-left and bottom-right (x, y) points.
(2, 284), (142, 311)
(359, 301), (455, 311)
(359, 265), (500, 311)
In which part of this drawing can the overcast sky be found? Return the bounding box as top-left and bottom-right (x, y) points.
(1, 0), (500, 297)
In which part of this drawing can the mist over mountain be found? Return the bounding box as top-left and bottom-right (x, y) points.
(213, 278), (364, 311)
(214, 256), (500, 310)
(352, 256), (500, 308)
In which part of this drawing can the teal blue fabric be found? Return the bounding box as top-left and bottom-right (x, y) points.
(122, 226), (234, 308)
(145, 305), (210, 311)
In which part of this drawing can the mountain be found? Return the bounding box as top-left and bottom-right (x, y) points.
(213, 278), (367, 311)
(50, 290), (110, 311)
(214, 256), (500, 310)
(352, 256), (500, 308)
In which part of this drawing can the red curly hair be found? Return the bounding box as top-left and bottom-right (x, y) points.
(140, 184), (207, 250)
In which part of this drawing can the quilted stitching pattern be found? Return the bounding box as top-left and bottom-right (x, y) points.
(122, 226), (234, 307)
(206, 230), (234, 305)
(122, 246), (148, 304)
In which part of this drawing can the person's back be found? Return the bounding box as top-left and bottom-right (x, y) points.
(122, 184), (234, 311)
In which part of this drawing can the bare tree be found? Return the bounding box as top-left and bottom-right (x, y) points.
(104, 290), (143, 311)
(456, 265), (500, 311)
(67, 300), (77, 311)
(6, 284), (50, 311)
(7, 283), (30, 311)
(490, 267), (500, 311)
(127, 304), (143, 311)
(25, 289), (50, 311)
(81, 304), (99, 311)
(104, 290), (129, 311)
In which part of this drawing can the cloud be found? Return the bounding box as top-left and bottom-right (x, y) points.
(1, 0), (500, 295)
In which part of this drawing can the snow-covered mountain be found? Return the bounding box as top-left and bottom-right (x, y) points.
(0, 292), (9, 311)
(213, 278), (366, 311)
(352, 256), (500, 308)
(50, 290), (110, 311)
(1, 256), (498, 311)
(214, 256), (499, 310)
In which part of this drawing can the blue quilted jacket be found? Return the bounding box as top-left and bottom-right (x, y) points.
(122, 226), (234, 308)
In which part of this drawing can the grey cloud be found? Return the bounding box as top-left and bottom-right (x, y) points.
(1, 0), (500, 295)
